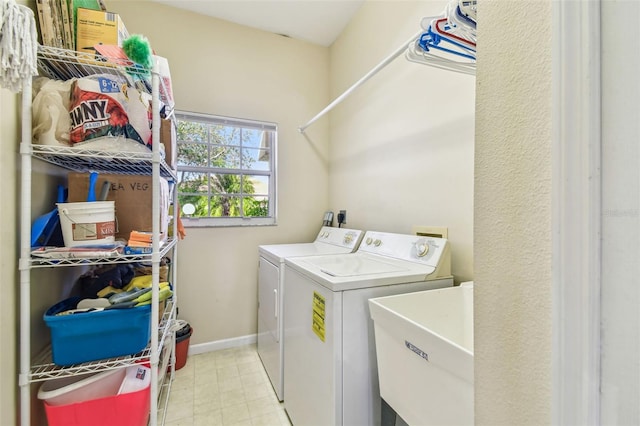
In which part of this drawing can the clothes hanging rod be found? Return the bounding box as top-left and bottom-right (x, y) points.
(298, 30), (423, 133)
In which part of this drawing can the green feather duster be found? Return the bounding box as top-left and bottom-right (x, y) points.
(123, 34), (153, 75)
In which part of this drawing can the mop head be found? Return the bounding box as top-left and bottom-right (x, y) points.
(0, 0), (38, 92)
(122, 34), (153, 76)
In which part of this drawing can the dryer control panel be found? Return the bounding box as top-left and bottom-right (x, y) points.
(314, 226), (364, 250)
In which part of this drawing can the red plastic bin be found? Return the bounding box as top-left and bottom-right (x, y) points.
(42, 378), (150, 426)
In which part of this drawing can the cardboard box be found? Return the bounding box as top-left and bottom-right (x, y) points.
(67, 173), (169, 241)
(76, 8), (129, 56)
(161, 119), (176, 170)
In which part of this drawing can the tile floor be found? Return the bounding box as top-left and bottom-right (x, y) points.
(161, 344), (291, 426)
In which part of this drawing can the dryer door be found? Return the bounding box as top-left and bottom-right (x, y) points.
(258, 256), (280, 342)
(258, 256), (284, 400)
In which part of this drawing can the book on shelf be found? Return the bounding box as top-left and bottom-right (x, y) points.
(128, 230), (153, 244)
(59, 0), (74, 50)
(124, 245), (153, 255)
(125, 240), (165, 255)
(127, 230), (166, 248)
(35, 0), (54, 47)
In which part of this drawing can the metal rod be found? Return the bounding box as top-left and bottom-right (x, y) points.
(19, 76), (33, 426)
(298, 31), (422, 133)
(149, 61), (161, 426)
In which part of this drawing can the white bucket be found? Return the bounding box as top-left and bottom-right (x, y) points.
(57, 201), (116, 247)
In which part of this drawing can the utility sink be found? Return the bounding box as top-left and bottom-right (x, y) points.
(369, 283), (473, 426)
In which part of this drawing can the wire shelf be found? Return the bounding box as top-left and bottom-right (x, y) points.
(29, 238), (177, 268)
(37, 45), (152, 93)
(30, 144), (177, 180)
(29, 300), (176, 382)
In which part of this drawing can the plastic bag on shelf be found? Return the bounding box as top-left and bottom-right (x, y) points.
(32, 77), (73, 146)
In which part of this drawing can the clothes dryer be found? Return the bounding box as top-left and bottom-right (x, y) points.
(283, 231), (453, 426)
(258, 226), (364, 401)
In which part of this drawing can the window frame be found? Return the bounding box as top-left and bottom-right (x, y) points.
(174, 110), (277, 227)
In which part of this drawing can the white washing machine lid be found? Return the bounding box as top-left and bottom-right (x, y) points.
(259, 227), (364, 264)
(285, 252), (438, 292)
(310, 254), (409, 277)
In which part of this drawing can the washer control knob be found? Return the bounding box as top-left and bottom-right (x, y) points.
(344, 234), (353, 244)
(373, 239), (382, 247)
(416, 240), (430, 257)
(366, 237), (373, 245)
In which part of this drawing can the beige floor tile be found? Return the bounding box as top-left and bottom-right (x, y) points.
(219, 376), (244, 392)
(221, 402), (251, 424)
(243, 384), (275, 402)
(217, 364), (240, 381)
(240, 372), (268, 388)
(165, 397), (195, 423)
(194, 382), (222, 401)
(247, 396), (280, 418)
(224, 420), (252, 426)
(164, 417), (195, 426)
(250, 411), (285, 426)
(237, 360), (262, 376)
(193, 399), (223, 416)
(195, 359), (220, 376)
(220, 388), (247, 407)
(194, 350), (219, 365)
(166, 344), (287, 426)
(193, 408), (223, 426)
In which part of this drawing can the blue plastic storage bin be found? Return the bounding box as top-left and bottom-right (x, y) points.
(44, 297), (151, 366)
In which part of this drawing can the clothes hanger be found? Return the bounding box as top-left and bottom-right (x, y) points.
(418, 24), (476, 61)
(430, 17), (476, 52)
(405, 39), (475, 75)
(404, 0), (477, 75)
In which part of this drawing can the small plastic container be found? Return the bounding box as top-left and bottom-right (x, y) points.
(37, 368), (125, 406)
(175, 324), (193, 370)
(38, 365), (151, 426)
(44, 296), (151, 366)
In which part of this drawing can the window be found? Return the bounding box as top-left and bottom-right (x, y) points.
(175, 111), (276, 226)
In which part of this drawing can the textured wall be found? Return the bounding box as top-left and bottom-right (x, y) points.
(474, 0), (552, 424)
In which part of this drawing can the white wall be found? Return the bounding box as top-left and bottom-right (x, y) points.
(111, 2), (331, 345)
(475, 1), (552, 424)
(328, 0), (475, 283)
(601, 2), (640, 423)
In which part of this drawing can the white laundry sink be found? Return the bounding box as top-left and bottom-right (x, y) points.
(369, 283), (473, 426)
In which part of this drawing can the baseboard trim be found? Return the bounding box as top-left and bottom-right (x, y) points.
(188, 334), (257, 355)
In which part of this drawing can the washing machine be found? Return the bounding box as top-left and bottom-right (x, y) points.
(258, 226), (364, 401)
(282, 231), (453, 426)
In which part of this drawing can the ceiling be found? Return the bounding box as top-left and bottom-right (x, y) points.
(150, 1), (365, 47)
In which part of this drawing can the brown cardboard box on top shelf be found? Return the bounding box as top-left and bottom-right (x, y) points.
(67, 172), (169, 241)
(160, 118), (177, 170)
(76, 8), (129, 56)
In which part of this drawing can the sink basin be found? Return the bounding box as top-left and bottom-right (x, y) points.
(369, 283), (473, 425)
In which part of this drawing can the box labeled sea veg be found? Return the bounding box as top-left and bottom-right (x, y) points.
(67, 173), (169, 241)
